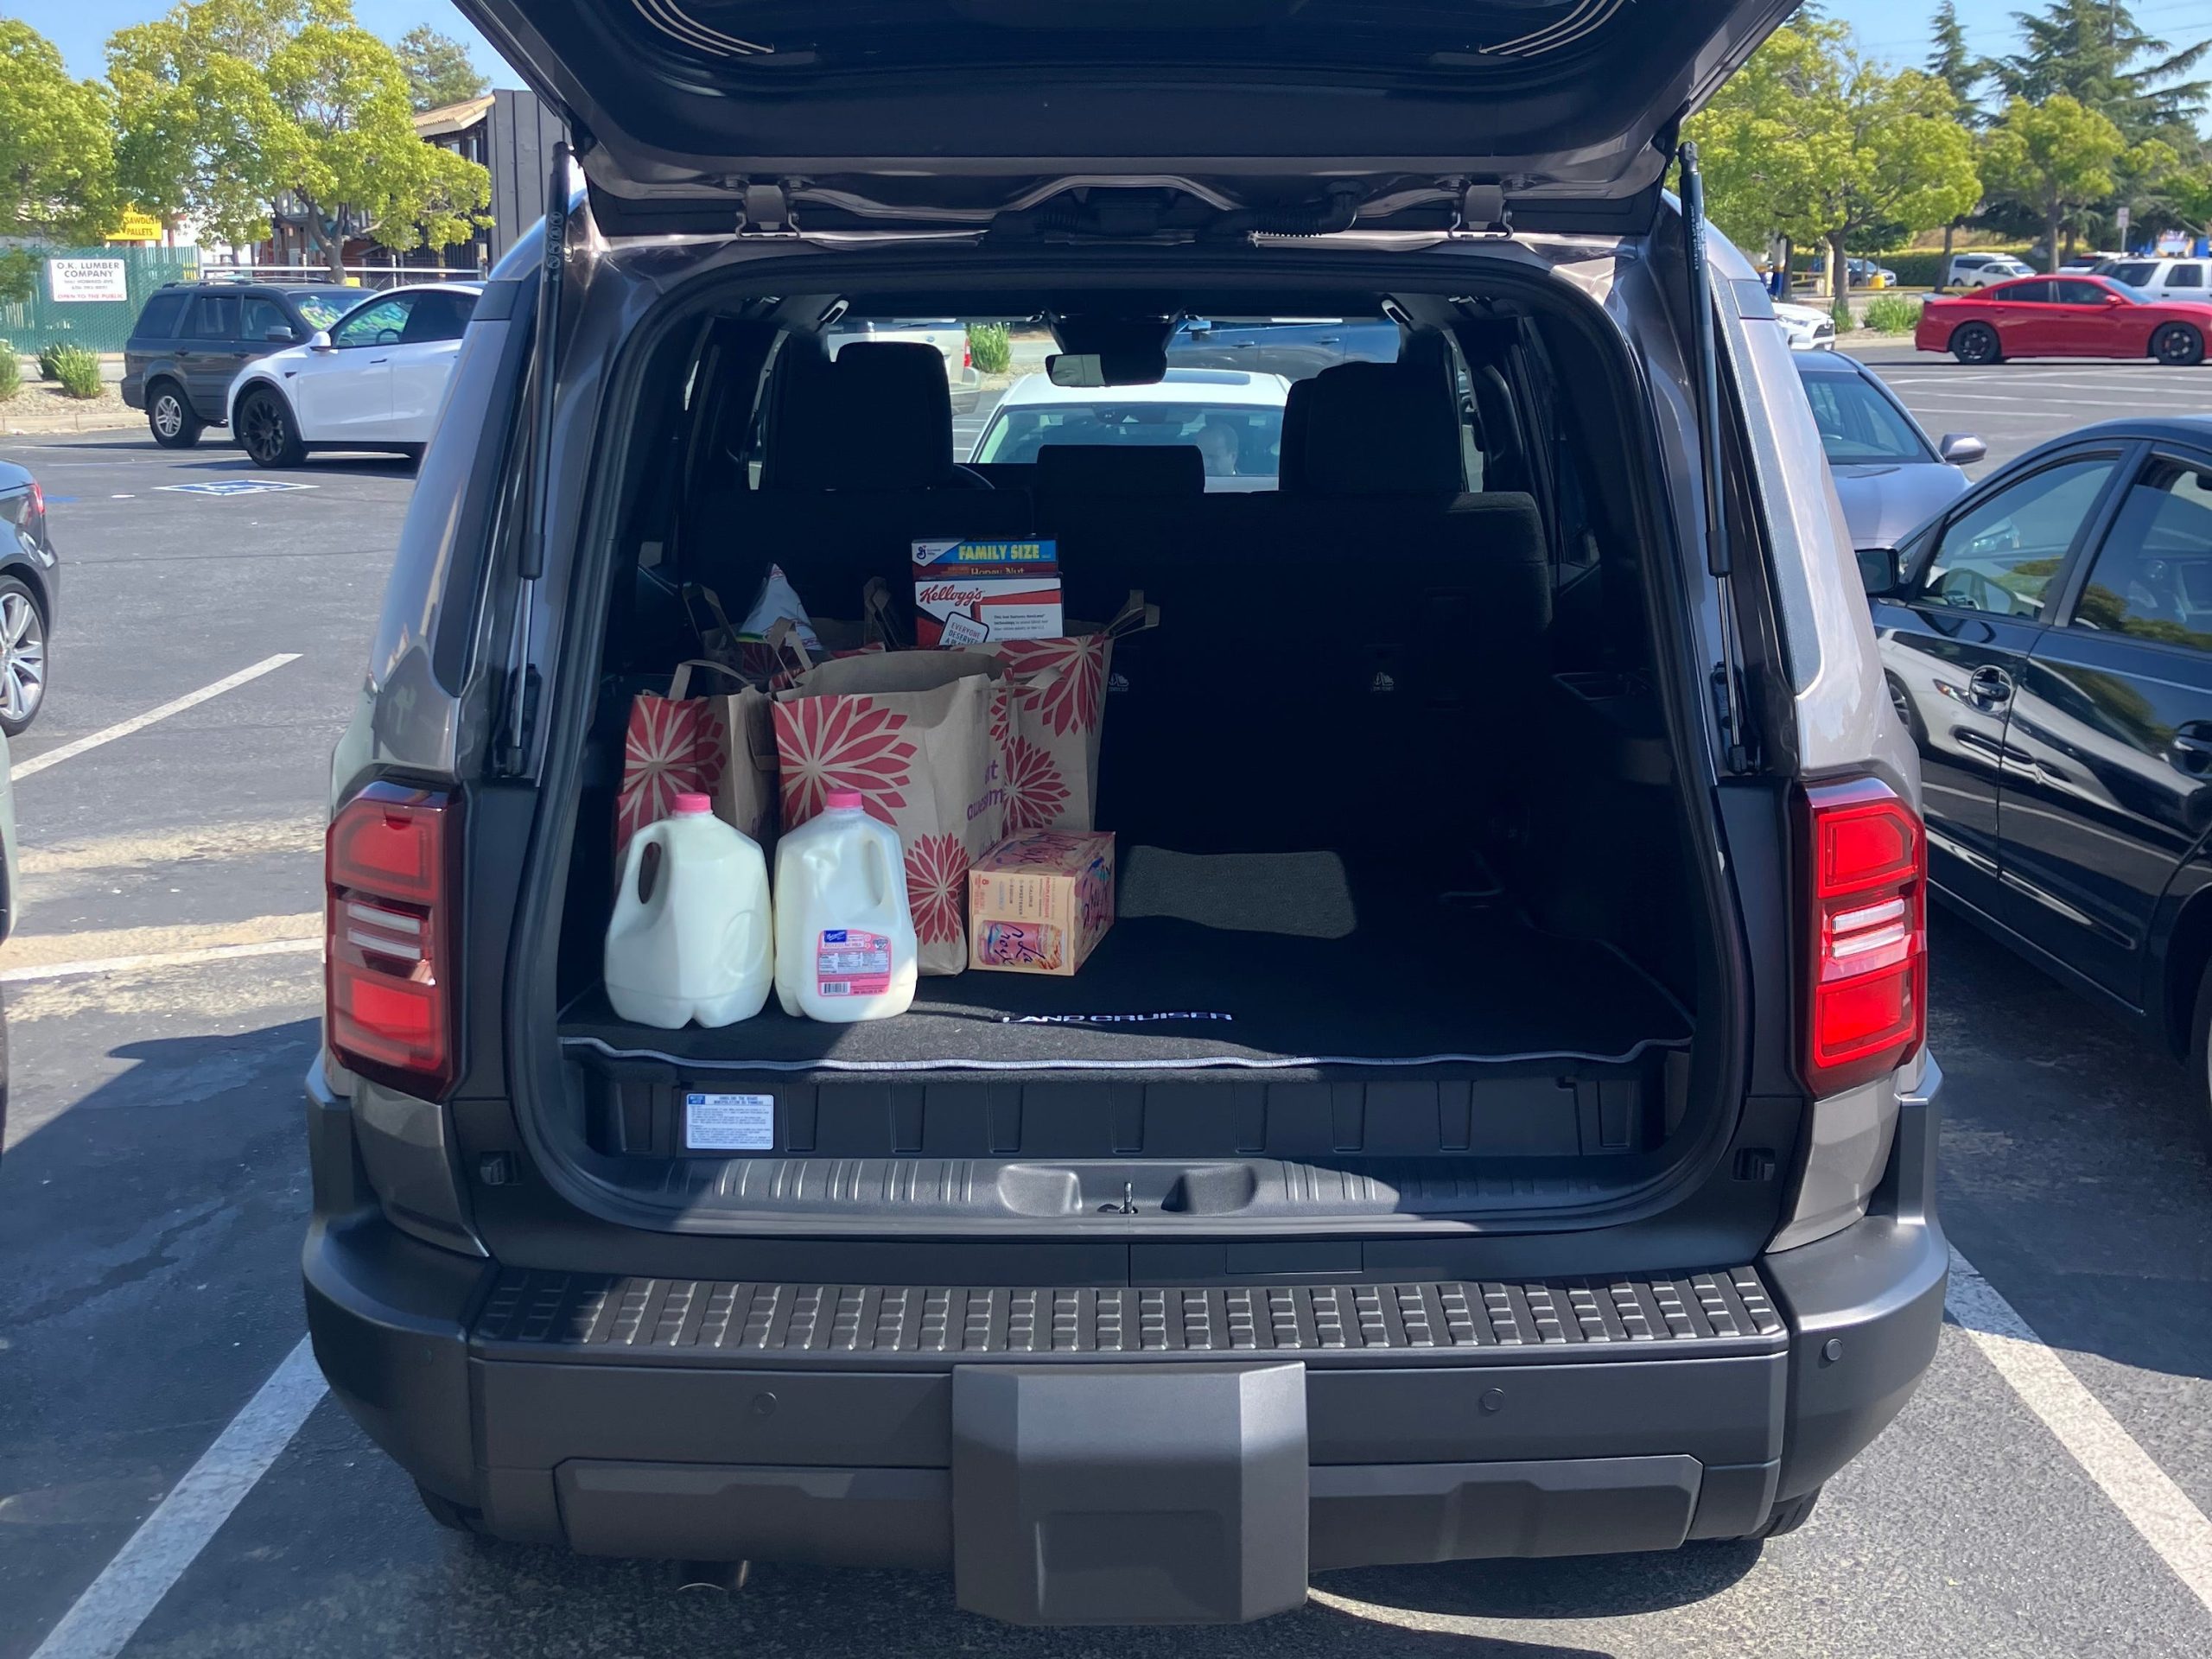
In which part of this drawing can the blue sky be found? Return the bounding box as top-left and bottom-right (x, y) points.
(32, 0), (2212, 92)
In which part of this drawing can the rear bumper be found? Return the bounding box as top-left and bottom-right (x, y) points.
(304, 1071), (1945, 1622)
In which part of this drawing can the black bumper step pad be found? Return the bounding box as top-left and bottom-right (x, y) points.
(473, 1268), (1785, 1363)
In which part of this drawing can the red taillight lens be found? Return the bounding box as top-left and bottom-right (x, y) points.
(327, 784), (459, 1095)
(1800, 777), (1925, 1094)
(963, 343), (973, 369)
(26, 480), (41, 520)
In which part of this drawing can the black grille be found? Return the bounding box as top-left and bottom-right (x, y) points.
(474, 1268), (1784, 1359)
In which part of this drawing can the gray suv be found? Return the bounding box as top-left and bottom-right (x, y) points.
(306, 0), (1945, 1624)
(121, 281), (360, 448)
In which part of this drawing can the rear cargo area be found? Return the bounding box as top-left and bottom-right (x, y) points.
(527, 271), (1729, 1230)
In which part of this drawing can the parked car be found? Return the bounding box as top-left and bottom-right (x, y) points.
(121, 280), (362, 449)
(2060, 251), (2125, 272)
(968, 365), (1291, 488)
(1794, 353), (1980, 550)
(2101, 257), (2211, 305)
(0, 460), (58, 736)
(308, 0), (1943, 1618)
(1916, 274), (2211, 365)
(1944, 252), (2034, 289)
(1167, 315), (1400, 378)
(1773, 298), (1839, 351)
(826, 318), (982, 410)
(225, 283), (483, 466)
(1862, 417), (2212, 1129)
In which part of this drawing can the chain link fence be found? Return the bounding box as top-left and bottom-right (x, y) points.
(0, 246), (201, 355)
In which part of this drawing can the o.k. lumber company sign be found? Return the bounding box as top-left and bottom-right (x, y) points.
(47, 258), (130, 303)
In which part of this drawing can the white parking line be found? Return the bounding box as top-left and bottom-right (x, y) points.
(1948, 1246), (2212, 1615)
(10, 655), (301, 780)
(0, 935), (321, 984)
(27, 1337), (327, 1659)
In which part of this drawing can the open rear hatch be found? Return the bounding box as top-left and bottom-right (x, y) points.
(456, 0), (1797, 233)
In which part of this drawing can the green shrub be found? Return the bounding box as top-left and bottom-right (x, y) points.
(0, 343), (19, 404)
(35, 344), (62, 381)
(968, 322), (1012, 375)
(1863, 294), (1923, 334)
(1829, 294), (1856, 334)
(48, 344), (103, 399)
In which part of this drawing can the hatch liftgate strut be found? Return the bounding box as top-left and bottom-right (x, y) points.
(1677, 140), (1755, 775)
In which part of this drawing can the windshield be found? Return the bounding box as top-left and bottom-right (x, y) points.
(1796, 367), (1930, 464)
(293, 293), (354, 330)
(973, 397), (1285, 486)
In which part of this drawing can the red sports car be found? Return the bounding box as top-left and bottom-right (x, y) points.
(1915, 273), (2210, 366)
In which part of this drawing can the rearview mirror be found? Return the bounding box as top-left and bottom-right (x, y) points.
(1856, 547), (1904, 597)
(1046, 347), (1166, 388)
(308, 330), (334, 353)
(1937, 433), (1987, 466)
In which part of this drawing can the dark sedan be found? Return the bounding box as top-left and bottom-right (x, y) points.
(1860, 416), (2212, 1130)
(0, 458), (57, 734)
(1794, 351), (1981, 551)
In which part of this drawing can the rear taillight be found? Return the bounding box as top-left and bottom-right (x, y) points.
(327, 783), (460, 1095)
(26, 480), (41, 520)
(1799, 776), (1925, 1094)
(963, 342), (973, 369)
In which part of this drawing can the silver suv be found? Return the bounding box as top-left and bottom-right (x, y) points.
(305, 0), (1943, 1624)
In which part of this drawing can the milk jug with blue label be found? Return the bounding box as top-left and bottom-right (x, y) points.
(604, 792), (775, 1027)
(773, 788), (919, 1021)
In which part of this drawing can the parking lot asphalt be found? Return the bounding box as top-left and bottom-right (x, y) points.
(7, 359), (2212, 1659)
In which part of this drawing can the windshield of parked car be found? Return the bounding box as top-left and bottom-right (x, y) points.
(973, 392), (1285, 484)
(1796, 365), (1930, 464)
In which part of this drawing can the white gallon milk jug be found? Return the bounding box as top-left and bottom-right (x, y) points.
(604, 793), (774, 1028)
(774, 789), (918, 1021)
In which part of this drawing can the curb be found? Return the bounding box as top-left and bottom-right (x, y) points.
(0, 408), (140, 436)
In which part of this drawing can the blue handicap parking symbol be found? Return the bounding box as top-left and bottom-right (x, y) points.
(156, 479), (318, 496)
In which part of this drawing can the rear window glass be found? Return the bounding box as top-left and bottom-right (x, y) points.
(134, 290), (187, 338)
(975, 397), (1284, 484)
(185, 293), (238, 340)
(2110, 262), (2158, 288)
(293, 294), (353, 330)
(1798, 370), (1928, 464)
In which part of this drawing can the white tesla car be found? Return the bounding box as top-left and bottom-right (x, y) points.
(226, 283), (482, 466)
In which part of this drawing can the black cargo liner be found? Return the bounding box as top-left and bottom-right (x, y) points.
(561, 885), (1690, 1077)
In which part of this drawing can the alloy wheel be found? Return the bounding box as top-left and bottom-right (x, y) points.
(0, 588), (48, 727)
(2155, 324), (2204, 367)
(240, 394), (288, 464)
(151, 392), (183, 440)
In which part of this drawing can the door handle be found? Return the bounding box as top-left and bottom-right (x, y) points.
(1967, 665), (2013, 709)
(369, 357), (389, 365)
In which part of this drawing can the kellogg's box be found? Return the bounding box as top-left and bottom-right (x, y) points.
(912, 538), (1062, 646)
(968, 830), (1115, 976)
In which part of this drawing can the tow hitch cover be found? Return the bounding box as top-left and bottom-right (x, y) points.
(952, 1362), (1308, 1625)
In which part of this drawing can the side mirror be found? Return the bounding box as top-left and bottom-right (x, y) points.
(265, 327), (297, 343)
(308, 330), (334, 353)
(1937, 433), (1987, 466)
(2104, 291), (2128, 306)
(1856, 547), (1904, 597)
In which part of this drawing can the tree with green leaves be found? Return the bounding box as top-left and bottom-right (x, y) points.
(1980, 95), (2139, 270)
(1926, 1), (1989, 123)
(1688, 21), (1980, 324)
(397, 24), (488, 112)
(109, 0), (490, 278)
(0, 19), (119, 243)
(1996, 1), (2208, 143)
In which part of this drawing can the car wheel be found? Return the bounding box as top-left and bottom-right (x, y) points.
(2153, 323), (2205, 368)
(0, 575), (49, 737)
(236, 386), (307, 467)
(1951, 323), (2000, 365)
(146, 381), (203, 449)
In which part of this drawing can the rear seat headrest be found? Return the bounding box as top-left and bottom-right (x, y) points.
(1284, 359), (1465, 495)
(1036, 443), (1205, 497)
(771, 341), (957, 491)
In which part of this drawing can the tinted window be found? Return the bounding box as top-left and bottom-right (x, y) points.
(1798, 369), (1929, 464)
(134, 290), (188, 339)
(331, 295), (415, 348)
(398, 290), (478, 344)
(2172, 264), (2206, 289)
(1992, 280), (2052, 303)
(2054, 280), (2109, 304)
(2070, 457), (2212, 652)
(2110, 262), (2159, 288)
(185, 293), (239, 340)
(241, 296), (293, 341)
(1920, 456), (2119, 619)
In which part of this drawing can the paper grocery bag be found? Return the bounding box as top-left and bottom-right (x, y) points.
(774, 652), (1007, 976)
(617, 662), (779, 868)
(686, 579), (899, 684)
(957, 591), (1158, 832)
